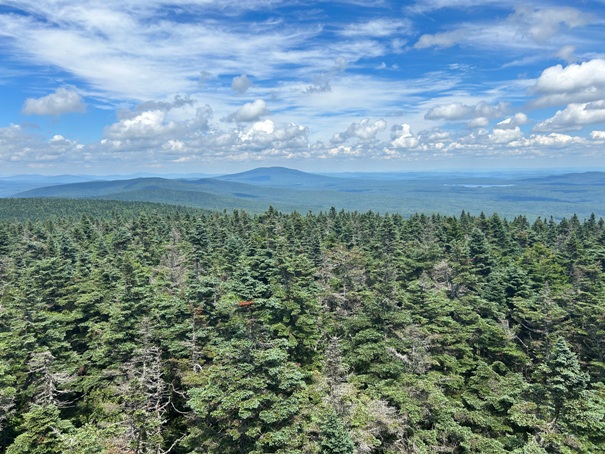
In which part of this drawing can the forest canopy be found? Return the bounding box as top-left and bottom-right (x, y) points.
(1, 205), (604, 453)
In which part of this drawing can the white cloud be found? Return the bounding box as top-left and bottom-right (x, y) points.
(49, 134), (67, 143)
(496, 113), (529, 129)
(413, 5), (594, 55)
(331, 118), (387, 144)
(407, 0), (512, 15)
(532, 59), (605, 107)
(0, 2), (326, 101)
(427, 130), (450, 140)
(390, 124), (419, 148)
(163, 139), (186, 153)
(489, 126), (523, 144)
(224, 99), (269, 122)
(240, 119), (276, 140)
(231, 74), (251, 94)
(304, 57), (349, 94)
(425, 101), (507, 121)
(105, 110), (177, 139)
(512, 6), (590, 43)
(509, 132), (585, 148)
(414, 31), (464, 49)
(239, 119), (308, 146)
(305, 74), (332, 94)
(468, 117), (489, 128)
(0, 124), (86, 169)
(534, 101), (605, 132)
(135, 95), (195, 113)
(556, 45), (576, 63)
(22, 87), (85, 115)
(340, 19), (413, 38)
(333, 57), (347, 72)
(591, 130), (605, 140)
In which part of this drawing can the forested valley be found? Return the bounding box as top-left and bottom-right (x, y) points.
(1, 203), (605, 453)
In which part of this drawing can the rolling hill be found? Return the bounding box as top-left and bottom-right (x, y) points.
(9, 167), (605, 220)
(214, 166), (354, 188)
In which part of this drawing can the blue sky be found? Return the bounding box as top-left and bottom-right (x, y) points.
(1, 0), (605, 175)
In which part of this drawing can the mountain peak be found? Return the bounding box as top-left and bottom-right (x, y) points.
(215, 167), (332, 186)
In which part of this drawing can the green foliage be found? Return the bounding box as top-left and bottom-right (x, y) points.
(6, 404), (74, 454)
(1, 206), (605, 452)
(320, 410), (354, 454)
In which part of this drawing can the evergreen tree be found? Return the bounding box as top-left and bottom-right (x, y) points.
(320, 410), (354, 454)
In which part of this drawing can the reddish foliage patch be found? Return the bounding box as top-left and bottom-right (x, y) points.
(238, 300), (254, 307)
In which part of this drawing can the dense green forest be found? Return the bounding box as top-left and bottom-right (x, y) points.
(1, 204), (605, 453)
(0, 199), (204, 222)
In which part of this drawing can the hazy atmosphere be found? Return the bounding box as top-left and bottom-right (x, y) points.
(1, 0), (605, 174)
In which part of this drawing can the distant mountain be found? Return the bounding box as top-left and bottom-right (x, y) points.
(214, 166), (351, 188)
(0, 172), (216, 197)
(0, 174), (99, 197)
(522, 171), (605, 186)
(13, 175), (320, 212)
(9, 167), (605, 220)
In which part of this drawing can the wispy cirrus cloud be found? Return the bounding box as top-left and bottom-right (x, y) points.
(0, 2), (324, 101)
(338, 18), (413, 38)
(413, 5), (594, 53)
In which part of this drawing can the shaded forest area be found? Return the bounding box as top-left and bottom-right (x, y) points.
(1, 206), (605, 453)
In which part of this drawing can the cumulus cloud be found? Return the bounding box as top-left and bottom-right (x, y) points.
(0, 124), (86, 169)
(224, 99), (269, 122)
(496, 113), (530, 129)
(162, 139), (186, 153)
(205, 119), (309, 157)
(489, 126), (523, 144)
(509, 132), (585, 148)
(49, 134), (79, 145)
(532, 59), (605, 107)
(22, 87), (85, 116)
(468, 117), (489, 128)
(390, 124), (419, 149)
(534, 101), (605, 132)
(425, 101), (508, 122)
(105, 110), (177, 140)
(239, 119), (308, 146)
(591, 130), (605, 140)
(331, 118), (387, 144)
(100, 102), (212, 156)
(424, 130), (451, 142)
(231, 74), (251, 94)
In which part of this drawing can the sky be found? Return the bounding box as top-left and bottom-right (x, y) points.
(1, 0), (605, 175)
